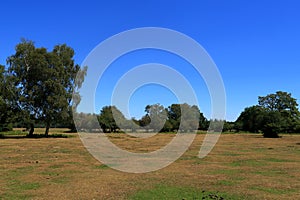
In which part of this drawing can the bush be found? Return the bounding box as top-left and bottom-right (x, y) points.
(0, 123), (13, 132)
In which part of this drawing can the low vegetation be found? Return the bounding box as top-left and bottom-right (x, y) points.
(1, 131), (299, 199)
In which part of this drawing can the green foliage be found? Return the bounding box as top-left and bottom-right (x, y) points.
(235, 105), (264, 133)
(94, 103), (207, 133)
(98, 106), (127, 133)
(144, 103), (167, 132)
(165, 103), (207, 131)
(222, 121), (235, 132)
(74, 112), (99, 132)
(6, 39), (87, 135)
(236, 91), (300, 137)
(0, 65), (17, 132)
(259, 91), (300, 137)
(137, 103), (206, 133)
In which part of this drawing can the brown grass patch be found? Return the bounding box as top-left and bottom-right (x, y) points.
(1, 132), (299, 199)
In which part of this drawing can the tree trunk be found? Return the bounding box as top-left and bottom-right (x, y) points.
(28, 123), (34, 137)
(45, 122), (50, 137)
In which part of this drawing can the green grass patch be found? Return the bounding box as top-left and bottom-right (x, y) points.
(129, 184), (242, 200)
(0, 130), (26, 136)
(222, 152), (241, 156)
(49, 164), (64, 169)
(0, 131), (73, 138)
(250, 186), (297, 195)
(264, 157), (291, 163)
(50, 176), (70, 184)
(4, 180), (40, 199)
(2, 192), (35, 200)
(40, 170), (60, 176)
(8, 166), (36, 177)
(95, 164), (110, 169)
(8, 180), (40, 191)
(217, 180), (235, 186)
(228, 159), (266, 167)
(39, 171), (70, 184)
(209, 169), (241, 176)
(252, 169), (291, 177)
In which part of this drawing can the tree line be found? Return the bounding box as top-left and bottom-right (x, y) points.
(75, 90), (300, 138)
(1, 40), (300, 138)
(75, 103), (209, 133)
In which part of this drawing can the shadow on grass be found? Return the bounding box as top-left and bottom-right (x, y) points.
(0, 133), (73, 139)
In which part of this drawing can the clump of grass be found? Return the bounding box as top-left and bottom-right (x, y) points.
(95, 164), (110, 169)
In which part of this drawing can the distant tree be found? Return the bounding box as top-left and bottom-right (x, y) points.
(144, 104), (167, 132)
(179, 104), (200, 132)
(161, 120), (173, 132)
(258, 91), (300, 138)
(98, 106), (126, 133)
(235, 105), (265, 133)
(223, 121), (235, 132)
(127, 118), (140, 132)
(7, 39), (86, 136)
(208, 119), (224, 132)
(167, 103), (205, 132)
(139, 114), (151, 132)
(74, 112), (99, 132)
(167, 104), (181, 131)
(198, 112), (209, 130)
(235, 91), (300, 137)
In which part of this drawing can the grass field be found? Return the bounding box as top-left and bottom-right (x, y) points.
(1, 129), (300, 199)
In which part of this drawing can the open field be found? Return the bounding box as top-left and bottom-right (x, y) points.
(1, 129), (300, 199)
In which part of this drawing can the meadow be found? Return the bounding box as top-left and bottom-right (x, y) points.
(1, 129), (299, 199)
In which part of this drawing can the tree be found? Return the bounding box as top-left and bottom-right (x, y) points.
(0, 64), (21, 131)
(143, 104), (167, 132)
(98, 106), (126, 133)
(235, 105), (265, 133)
(7, 39), (86, 136)
(198, 111), (209, 130)
(167, 104), (181, 131)
(236, 91), (300, 137)
(223, 121), (235, 132)
(258, 91), (300, 138)
(167, 103), (205, 132)
(0, 65), (11, 131)
(139, 114), (151, 132)
(179, 104), (200, 132)
(161, 120), (173, 132)
(74, 112), (99, 132)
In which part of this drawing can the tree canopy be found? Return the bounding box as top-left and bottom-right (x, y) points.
(236, 91), (300, 137)
(6, 39), (87, 136)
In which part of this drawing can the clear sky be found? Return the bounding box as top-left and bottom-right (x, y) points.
(1, 0), (300, 121)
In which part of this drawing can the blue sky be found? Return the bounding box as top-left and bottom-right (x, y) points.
(1, 0), (300, 121)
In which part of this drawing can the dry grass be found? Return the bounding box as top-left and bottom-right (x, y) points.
(1, 130), (299, 199)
